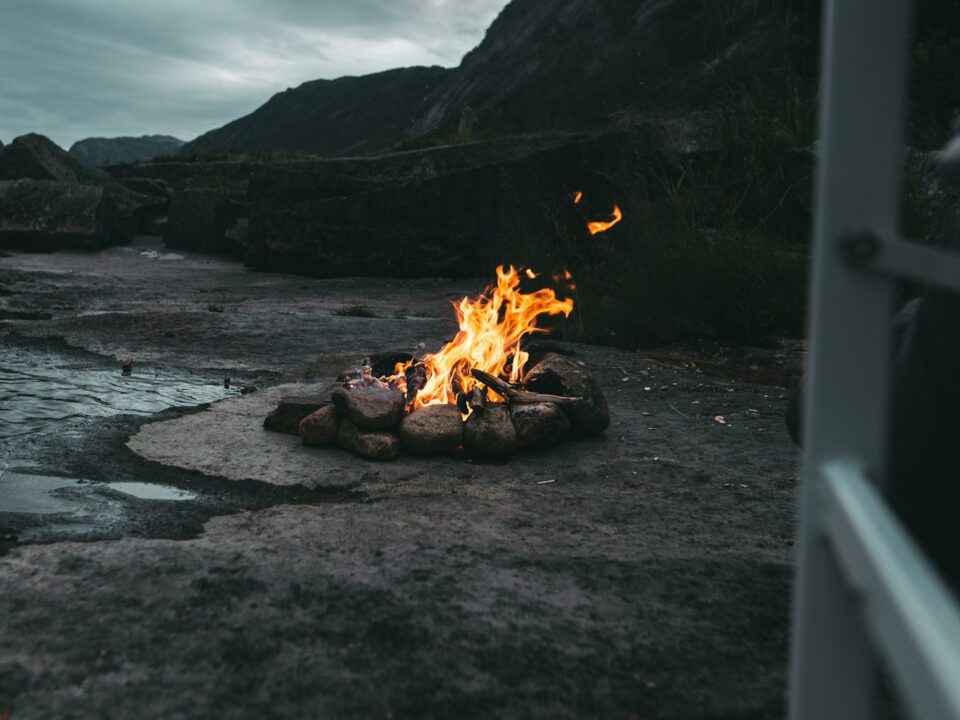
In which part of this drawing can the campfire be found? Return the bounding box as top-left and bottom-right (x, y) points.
(264, 266), (610, 461)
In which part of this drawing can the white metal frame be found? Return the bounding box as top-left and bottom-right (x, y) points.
(789, 0), (960, 717)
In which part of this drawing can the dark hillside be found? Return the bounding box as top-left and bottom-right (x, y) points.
(183, 66), (450, 157)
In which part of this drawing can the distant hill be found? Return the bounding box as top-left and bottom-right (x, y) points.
(69, 135), (185, 166)
(182, 66), (450, 157)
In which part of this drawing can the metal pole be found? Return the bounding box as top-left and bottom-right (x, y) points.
(788, 0), (912, 717)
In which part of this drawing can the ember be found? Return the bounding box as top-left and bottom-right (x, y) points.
(586, 204), (622, 235)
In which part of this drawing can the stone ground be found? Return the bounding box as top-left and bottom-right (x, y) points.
(0, 238), (799, 719)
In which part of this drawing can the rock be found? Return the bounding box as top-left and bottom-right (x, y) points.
(0, 133), (111, 185)
(164, 189), (246, 257)
(336, 418), (399, 461)
(331, 386), (404, 431)
(399, 404), (463, 455)
(299, 404), (341, 447)
(0, 180), (129, 250)
(263, 394), (333, 435)
(243, 128), (668, 279)
(463, 403), (518, 460)
(522, 353), (610, 437)
(509, 402), (570, 448)
(117, 177), (175, 200)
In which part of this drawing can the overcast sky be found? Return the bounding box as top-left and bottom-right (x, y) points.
(0, 0), (508, 150)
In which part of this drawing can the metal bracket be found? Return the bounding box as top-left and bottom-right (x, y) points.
(840, 232), (960, 294)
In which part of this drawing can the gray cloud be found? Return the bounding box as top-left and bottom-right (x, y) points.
(0, 0), (507, 148)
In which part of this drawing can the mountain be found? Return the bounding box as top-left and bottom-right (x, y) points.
(69, 135), (185, 166)
(178, 0), (819, 158)
(182, 66), (450, 157)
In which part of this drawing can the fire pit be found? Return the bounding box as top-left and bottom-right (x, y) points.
(263, 266), (609, 460)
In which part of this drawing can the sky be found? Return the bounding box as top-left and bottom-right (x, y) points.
(0, 0), (509, 150)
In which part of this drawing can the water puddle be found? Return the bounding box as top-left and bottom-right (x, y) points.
(0, 465), (83, 514)
(106, 482), (196, 501)
(0, 342), (237, 533)
(0, 343), (235, 441)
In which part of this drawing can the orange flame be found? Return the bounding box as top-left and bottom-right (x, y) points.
(587, 204), (622, 235)
(390, 265), (574, 410)
(573, 190), (583, 204)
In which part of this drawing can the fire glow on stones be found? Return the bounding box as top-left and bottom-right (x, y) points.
(573, 190), (623, 235)
(388, 266), (575, 411)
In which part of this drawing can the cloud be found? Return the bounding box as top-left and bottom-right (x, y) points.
(0, 0), (508, 148)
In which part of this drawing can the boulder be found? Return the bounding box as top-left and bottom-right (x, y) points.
(331, 386), (404, 431)
(0, 133), (110, 185)
(263, 394), (333, 435)
(298, 404), (341, 447)
(509, 402), (570, 448)
(0, 180), (129, 250)
(522, 353), (610, 437)
(164, 189), (246, 257)
(337, 418), (400, 461)
(399, 404), (463, 455)
(463, 403), (518, 460)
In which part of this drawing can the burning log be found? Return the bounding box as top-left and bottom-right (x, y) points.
(470, 369), (583, 406)
(404, 362), (428, 406)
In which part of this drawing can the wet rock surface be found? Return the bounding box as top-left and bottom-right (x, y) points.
(399, 403), (463, 455)
(0, 241), (799, 719)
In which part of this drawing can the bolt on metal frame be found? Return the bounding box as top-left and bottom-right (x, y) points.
(789, 0), (960, 718)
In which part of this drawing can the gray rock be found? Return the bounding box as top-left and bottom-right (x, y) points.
(263, 394), (333, 435)
(298, 404), (341, 447)
(510, 402), (570, 448)
(522, 353), (610, 437)
(331, 386), (404, 431)
(0, 180), (128, 250)
(463, 403), (518, 460)
(164, 189), (245, 257)
(399, 404), (463, 455)
(337, 418), (400, 461)
(0, 133), (111, 185)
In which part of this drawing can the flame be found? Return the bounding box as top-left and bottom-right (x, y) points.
(573, 190), (583, 204)
(390, 265), (574, 410)
(587, 204), (622, 235)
